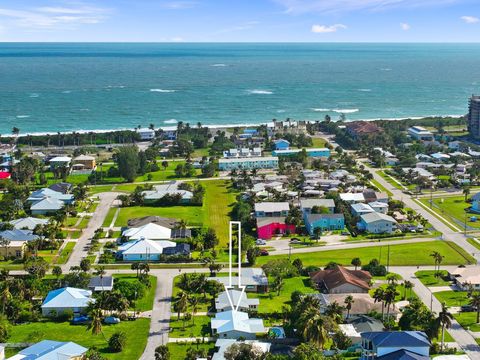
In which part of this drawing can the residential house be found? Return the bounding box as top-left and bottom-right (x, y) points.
(211, 310), (266, 340)
(309, 266), (372, 294)
(357, 212), (397, 234)
(142, 182), (193, 204)
(27, 188), (74, 215)
(0, 171), (11, 180)
(368, 201), (389, 214)
(304, 213), (345, 235)
(215, 290), (259, 312)
(41, 287), (93, 317)
(7, 340), (87, 360)
(117, 238), (177, 261)
(0, 229), (39, 258)
(49, 156), (72, 171)
(471, 192), (480, 213)
(273, 139), (290, 150)
(88, 276), (114, 292)
(209, 268), (268, 293)
(340, 193), (365, 204)
(163, 243), (191, 256)
(212, 339), (270, 360)
(407, 126), (434, 142)
(351, 203), (375, 217)
(254, 202), (290, 217)
(10, 217), (49, 230)
(346, 121), (383, 139)
(360, 331), (430, 360)
(30, 197), (65, 215)
(127, 216), (192, 238)
(48, 182), (73, 194)
(450, 267), (480, 291)
(448, 141), (461, 150)
(431, 152), (451, 162)
(300, 198), (335, 214)
(218, 156), (279, 171)
(73, 155), (96, 170)
(136, 128), (155, 140)
(256, 217), (295, 240)
(122, 223), (172, 241)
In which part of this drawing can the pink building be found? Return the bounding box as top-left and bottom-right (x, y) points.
(256, 217), (296, 240)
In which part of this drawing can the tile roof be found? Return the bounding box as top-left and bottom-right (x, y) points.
(310, 266), (371, 291)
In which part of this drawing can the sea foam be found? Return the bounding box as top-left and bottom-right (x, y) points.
(211, 64), (227, 67)
(163, 119), (178, 124)
(16, 115), (30, 118)
(247, 89), (273, 95)
(150, 89), (177, 93)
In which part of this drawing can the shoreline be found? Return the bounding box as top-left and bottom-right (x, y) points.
(1, 113), (465, 139)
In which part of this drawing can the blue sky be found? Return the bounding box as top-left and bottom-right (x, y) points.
(1, 0), (480, 42)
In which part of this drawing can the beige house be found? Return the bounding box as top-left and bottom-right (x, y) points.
(310, 266), (372, 294)
(73, 155), (96, 170)
(0, 241), (28, 258)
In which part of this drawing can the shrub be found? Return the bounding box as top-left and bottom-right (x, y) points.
(109, 331), (127, 352)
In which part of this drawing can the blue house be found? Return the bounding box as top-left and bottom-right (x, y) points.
(272, 148), (331, 158)
(360, 331), (430, 360)
(305, 213), (345, 235)
(274, 139), (290, 151)
(13, 340), (88, 360)
(471, 192), (480, 213)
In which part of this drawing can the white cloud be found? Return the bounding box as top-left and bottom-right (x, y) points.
(170, 37), (185, 42)
(461, 16), (479, 24)
(311, 23), (347, 33)
(0, 3), (109, 29)
(274, 0), (461, 14)
(400, 22), (411, 30)
(160, 1), (198, 10)
(217, 21), (260, 34)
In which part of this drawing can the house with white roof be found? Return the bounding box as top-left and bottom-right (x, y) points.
(215, 290), (259, 312)
(209, 268), (268, 293)
(137, 128), (156, 140)
(357, 212), (397, 234)
(351, 203), (374, 217)
(117, 238), (177, 261)
(30, 197), (65, 215)
(368, 201), (389, 214)
(408, 126), (434, 142)
(27, 188), (74, 215)
(450, 267), (480, 291)
(142, 182), (193, 204)
(211, 310), (266, 340)
(41, 287), (93, 316)
(254, 202), (290, 217)
(7, 340), (87, 360)
(122, 223), (172, 241)
(49, 156), (72, 171)
(10, 217), (49, 230)
(340, 193), (365, 204)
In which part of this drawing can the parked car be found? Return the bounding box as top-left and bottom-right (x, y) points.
(256, 239), (267, 245)
(260, 249), (269, 256)
(289, 238), (301, 244)
(104, 316), (121, 324)
(71, 315), (90, 325)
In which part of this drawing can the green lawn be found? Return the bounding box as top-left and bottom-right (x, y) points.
(434, 291), (469, 307)
(467, 238), (480, 251)
(172, 275), (213, 313)
(110, 180), (238, 247)
(370, 282), (418, 302)
(256, 276), (318, 313)
(169, 315), (211, 338)
(9, 319), (150, 360)
(56, 242), (76, 264)
(103, 207), (118, 227)
(415, 270), (451, 287)
(89, 185), (114, 195)
(113, 274), (157, 312)
(134, 161), (202, 182)
(257, 241), (475, 267)
(310, 137), (328, 148)
(167, 342), (215, 360)
(370, 179), (393, 197)
(454, 312), (480, 332)
(419, 196), (480, 230)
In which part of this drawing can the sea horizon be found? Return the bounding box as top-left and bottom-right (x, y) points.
(0, 42), (478, 135)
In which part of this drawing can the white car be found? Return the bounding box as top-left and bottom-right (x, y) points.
(256, 239), (267, 245)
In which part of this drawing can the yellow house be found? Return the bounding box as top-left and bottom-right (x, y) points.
(0, 240), (27, 258)
(73, 155), (96, 170)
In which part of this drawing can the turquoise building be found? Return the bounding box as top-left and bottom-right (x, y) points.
(304, 213), (345, 235)
(272, 148), (330, 158)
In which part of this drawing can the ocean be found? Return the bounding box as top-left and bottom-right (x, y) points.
(0, 42), (479, 135)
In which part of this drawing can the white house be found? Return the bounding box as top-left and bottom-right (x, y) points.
(41, 287), (93, 317)
(358, 212), (397, 234)
(407, 126), (434, 142)
(122, 223), (172, 240)
(137, 128), (155, 140)
(340, 193), (365, 204)
(368, 201), (389, 214)
(10, 217), (49, 230)
(7, 340), (87, 360)
(450, 267), (480, 291)
(212, 339), (271, 360)
(117, 238), (176, 261)
(211, 310), (266, 340)
(215, 290), (259, 313)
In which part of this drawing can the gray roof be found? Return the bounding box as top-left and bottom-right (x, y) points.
(216, 290), (259, 311)
(360, 212), (396, 224)
(30, 197), (65, 211)
(377, 349), (429, 360)
(346, 315), (384, 333)
(256, 217), (287, 228)
(88, 276), (113, 290)
(0, 229), (38, 242)
(10, 217), (49, 230)
(209, 268), (268, 287)
(254, 202), (289, 213)
(300, 198), (335, 209)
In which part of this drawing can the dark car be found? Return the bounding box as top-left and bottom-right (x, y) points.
(260, 249), (269, 256)
(461, 305), (477, 312)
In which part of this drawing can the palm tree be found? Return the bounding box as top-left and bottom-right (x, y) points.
(0, 279), (12, 314)
(430, 251), (444, 276)
(383, 286), (399, 322)
(324, 301), (345, 323)
(301, 308), (328, 349)
(373, 288), (385, 318)
(436, 303), (453, 352)
(351, 257), (361, 270)
(174, 291), (188, 320)
(469, 292), (480, 324)
(403, 281), (414, 300)
(86, 302), (106, 340)
(188, 296), (199, 324)
(0, 236), (11, 259)
(344, 295), (354, 319)
(463, 186), (471, 202)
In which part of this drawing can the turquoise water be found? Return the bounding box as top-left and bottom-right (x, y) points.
(1, 43), (479, 134)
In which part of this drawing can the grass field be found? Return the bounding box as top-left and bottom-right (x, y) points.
(415, 270), (451, 287)
(167, 342), (215, 360)
(467, 238), (480, 250)
(257, 276), (318, 313)
(257, 241), (475, 267)
(110, 180), (238, 246)
(89, 185), (114, 195)
(9, 318), (150, 360)
(169, 315), (211, 338)
(454, 312), (480, 332)
(56, 242), (75, 264)
(419, 196), (480, 230)
(135, 161), (202, 182)
(370, 179), (393, 197)
(113, 274), (157, 312)
(310, 137), (328, 148)
(434, 291), (469, 307)
(103, 207), (119, 227)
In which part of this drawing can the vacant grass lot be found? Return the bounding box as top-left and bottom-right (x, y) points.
(9, 318), (150, 360)
(434, 291), (469, 307)
(135, 161), (202, 182)
(109, 180), (238, 246)
(419, 196), (480, 230)
(454, 312), (480, 332)
(169, 315), (211, 338)
(415, 270), (451, 287)
(257, 241), (475, 267)
(113, 274), (157, 312)
(167, 342), (215, 360)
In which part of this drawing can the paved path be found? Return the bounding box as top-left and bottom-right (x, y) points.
(63, 192), (120, 271)
(392, 266), (480, 359)
(363, 163), (480, 263)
